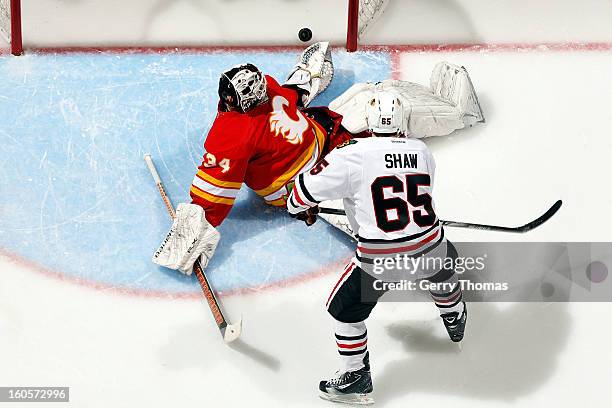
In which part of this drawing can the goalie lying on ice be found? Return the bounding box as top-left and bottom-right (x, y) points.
(152, 45), (485, 276)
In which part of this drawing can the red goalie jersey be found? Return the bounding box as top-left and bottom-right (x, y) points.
(190, 75), (351, 227)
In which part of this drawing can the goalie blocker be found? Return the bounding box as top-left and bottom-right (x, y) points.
(152, 203), (220, 275)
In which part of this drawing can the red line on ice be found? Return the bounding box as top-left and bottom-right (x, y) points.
(3, 42), (612, 55)
(0, 247), (347, 300)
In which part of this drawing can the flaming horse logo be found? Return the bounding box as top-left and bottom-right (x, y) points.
(269, 96), (308, 144)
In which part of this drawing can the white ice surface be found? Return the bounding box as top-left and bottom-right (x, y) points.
(399, 50), (612, 243)
(1, 259), (610, 407)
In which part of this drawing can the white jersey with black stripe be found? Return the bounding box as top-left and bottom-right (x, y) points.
(288, 136), (443, 260)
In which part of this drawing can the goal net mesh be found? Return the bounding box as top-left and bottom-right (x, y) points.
(358, 0), (389, 38)
(0, 0), (10, 43)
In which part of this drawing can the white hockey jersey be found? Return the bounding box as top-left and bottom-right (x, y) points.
(288, 136), (445, 275)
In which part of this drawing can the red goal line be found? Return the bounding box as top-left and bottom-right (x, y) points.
(3, 42), (612, 56)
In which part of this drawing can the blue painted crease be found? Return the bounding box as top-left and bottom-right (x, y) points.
(0, 50), (390, 293)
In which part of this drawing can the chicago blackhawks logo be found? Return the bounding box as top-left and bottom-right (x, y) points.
(269, 96), (308, 145)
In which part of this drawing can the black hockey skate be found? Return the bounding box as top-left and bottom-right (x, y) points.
(441, 302), (468, 342)
(319, 352), (374, 405)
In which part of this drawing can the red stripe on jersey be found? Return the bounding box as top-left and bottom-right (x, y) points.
(326, 263), (356, 307)
(336, 340), (367, 349)
(293, 186), (306, 206)
(357, 229), (440, 255)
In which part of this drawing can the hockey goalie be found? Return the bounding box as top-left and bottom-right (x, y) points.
(151, 42), (484, 275)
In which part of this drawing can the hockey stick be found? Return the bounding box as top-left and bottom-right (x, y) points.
(144, 154), (242, 343)
(319, 200), (562, 233)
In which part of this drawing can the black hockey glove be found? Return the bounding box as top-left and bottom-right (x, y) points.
(291, 206), (319, 226)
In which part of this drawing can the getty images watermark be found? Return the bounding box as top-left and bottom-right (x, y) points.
(372, 252), (487, 274)
(361, 243), (612, 302)
(370, 252), (509, 292)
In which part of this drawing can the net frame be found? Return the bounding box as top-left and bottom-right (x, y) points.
(346, 0), (389, 51)
(3, 0), (378, 56)
(358, 0), (389, 38)
(0, 0), (22, 55)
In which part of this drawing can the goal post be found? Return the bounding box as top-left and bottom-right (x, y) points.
(346, 0), (390, 52)
(347, 0), (359, 52)
(0, 0), (22, 55)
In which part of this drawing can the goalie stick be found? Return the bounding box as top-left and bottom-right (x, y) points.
(319, 200), (562, 233)
(144, 154), (242, 343)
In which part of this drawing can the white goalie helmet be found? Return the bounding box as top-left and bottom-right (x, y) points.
(365, 90), (404, 135)
(219, 63), (268, 113)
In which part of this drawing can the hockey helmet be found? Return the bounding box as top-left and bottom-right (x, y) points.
(218, 63), (268, 113)
(365, 90), (403, 135)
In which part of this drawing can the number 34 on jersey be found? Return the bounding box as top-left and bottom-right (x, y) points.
(202, 152), (231, 173)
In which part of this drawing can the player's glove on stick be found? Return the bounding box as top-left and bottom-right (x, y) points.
(153, 203), (220, 275)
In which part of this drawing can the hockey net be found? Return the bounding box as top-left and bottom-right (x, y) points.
(1, 0), (380, 55)
(347, 0), (389, 51)
(0, 0), (21, 55)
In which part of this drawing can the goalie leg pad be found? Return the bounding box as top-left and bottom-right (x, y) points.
(328, 63), (484, 138)
(152, 203), (220, 275)
(328, 82), (377, 134)
(430, 62), (485, 124)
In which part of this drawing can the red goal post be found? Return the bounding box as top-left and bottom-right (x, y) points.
(0, 0), (21, 55)
(346, 0), (389, 52)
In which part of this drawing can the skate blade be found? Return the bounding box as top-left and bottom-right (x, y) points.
(319, 391), (374, 405)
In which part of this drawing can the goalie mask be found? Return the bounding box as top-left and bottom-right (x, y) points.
(366, 90), (404, 135)
(218, 63), (268, 113)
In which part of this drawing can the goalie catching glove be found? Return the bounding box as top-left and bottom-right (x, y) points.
(285, 42), (334, 107)
(152, 203), (220, 275)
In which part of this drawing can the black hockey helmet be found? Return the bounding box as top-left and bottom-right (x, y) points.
(218, 63), (268, 113)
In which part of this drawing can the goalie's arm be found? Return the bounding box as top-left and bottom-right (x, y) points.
(153, 120), (250, 275)
(190, 119), (252, 227)
(190, 162), (242, 228)
(154, 164), (231, 275)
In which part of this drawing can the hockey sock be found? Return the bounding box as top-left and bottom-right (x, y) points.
(333, 318), (368, 372)
(428, 269), (464, 316)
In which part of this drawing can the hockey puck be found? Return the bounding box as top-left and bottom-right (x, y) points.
(298, 28), (312, 42)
